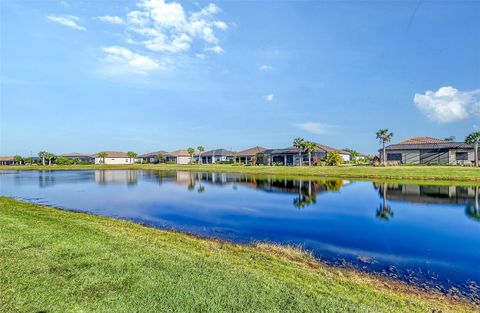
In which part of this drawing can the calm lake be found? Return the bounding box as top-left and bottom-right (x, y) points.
(1, 170), (479, 300)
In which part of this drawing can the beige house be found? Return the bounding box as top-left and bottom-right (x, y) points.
(94, 151), (137, 165)
(166, 150), (193, 165)
(235, 146), (266, 164)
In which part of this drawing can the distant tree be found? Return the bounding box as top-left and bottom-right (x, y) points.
(56, 157), (74, 165)
(293, 137), (305, 166)
(197, 146), (205, 164)
(187, 147), (195, 164)
(376, 129), (394, 165)
(23, 157), (33, 165)
(444, 136), (456, 142)
(45, 153), (56, 165)
(38, 151), (48, 166)
(156, 153), (166, 163)
(13, 155), (23, 165)
(324, 151), (343, 166)
(303, 141), (317, 166)
(98, 152), (108, 164)
(127, 151), (137, 164)
(465, 131), (480, 167)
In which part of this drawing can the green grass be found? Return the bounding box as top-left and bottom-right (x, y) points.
(0, 197), (476, 312)
(2, 163), (480, 182)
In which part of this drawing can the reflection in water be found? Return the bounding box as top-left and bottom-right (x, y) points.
(2, 170), (480, 302)
(170, 171), (346, 208)
(466, 186), (480, 222)
(376, 182), (480, 222)
(95, 170), (138, 185)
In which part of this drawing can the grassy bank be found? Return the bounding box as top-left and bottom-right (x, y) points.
(1, 164), (480, 182)
(0, 197), (476, 312)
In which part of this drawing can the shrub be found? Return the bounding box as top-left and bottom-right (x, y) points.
(324, 152), (343, 166)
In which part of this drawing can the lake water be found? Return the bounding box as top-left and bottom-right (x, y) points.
(1, 170), (479, 301)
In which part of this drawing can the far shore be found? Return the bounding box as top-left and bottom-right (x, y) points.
(1, 164), (479, 183)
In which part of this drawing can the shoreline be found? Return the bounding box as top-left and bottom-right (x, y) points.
(0, 197), (477, 312)
(1, 164), (480, 184)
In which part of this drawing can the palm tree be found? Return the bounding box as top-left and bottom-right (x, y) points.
(293, 137), (305, 166)
(197, 146), (205, 164)
(444, 136), (456, 142)
(13, 155), (23, 165)
(187, 147), (195, 164)
(46, 153), (56, 165)
(38, 151), (48, 166)
(98, 152), (108, 164)
(303, 141), (317, 166)
(127, 151), (137, 164)
(465, 131), (480, 167)
(376, 129), (394, 165)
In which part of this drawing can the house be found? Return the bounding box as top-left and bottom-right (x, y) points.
(94, 151), (136, 165)
(235, 146), (266, 164)
(138, 151), (168, 164)
(380, 137), (476, 165)
(200, 149), (236, 164)
(165, 150), (193, 165)
(0, 156), (15, 165)
(256, 143), (350, 166)
(60, 153), (94, 163)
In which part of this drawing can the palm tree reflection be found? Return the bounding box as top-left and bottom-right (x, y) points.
(465, 186), (480, 222)
(375, 182), (394, 221)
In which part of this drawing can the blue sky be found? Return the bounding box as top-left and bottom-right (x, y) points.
(1, 0), (479, 156)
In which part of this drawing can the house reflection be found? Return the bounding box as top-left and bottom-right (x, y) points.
(171, 171), (347, 208)
(375, 182), (479, 222)
(95, 170), (138, 185)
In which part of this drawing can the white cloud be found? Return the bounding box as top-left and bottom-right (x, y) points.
(101, 46), (162, 75)
(47, 15), (86, 31)
(121, 0), (227, 54)
(205, 45), (223, 54)
(414, 86), (480, 123)
(265, 94), (274, 102)
(294, 122), (332, 135)
(259, 64), (273, 71)
(97, 15), (124, 24)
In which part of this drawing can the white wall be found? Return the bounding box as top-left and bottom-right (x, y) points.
(176, 156), (192, 165)
(95, 157), (135, 165)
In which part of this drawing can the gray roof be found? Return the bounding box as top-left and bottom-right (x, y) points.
(385, 142), (473, 151)
(200, 149), (235, 157)
(261, 143), (350, 155)
(139, 151), (168, 158)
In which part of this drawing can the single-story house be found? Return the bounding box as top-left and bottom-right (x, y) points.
(380, 137), (476, 165)
(60, 153), (94, 163)
(166, 150), (193, 165)
(0, 156), (15, 165)
(256, 143), (350, 166)
(200, 149), (236, 164)
(94, 151), (137, 165)
(138, 151), (168, 164)
(235, 146), (266, 164)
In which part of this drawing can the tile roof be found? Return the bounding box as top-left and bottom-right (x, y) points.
(0, 156), (14, 161)
(262, 143), (349, 155)
(395, 137), (450, 145)
(200, 149), (236, 157)
(235, 146), (267, 156)
(139, 151), (168, 158)
(60, 152), (94, 157)
(168, 150), (191, 157)
(93, 151), (129, 158)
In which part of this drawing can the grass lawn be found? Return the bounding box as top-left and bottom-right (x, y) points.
(0, 197), (476, 312)
(1, 164), (480, 182)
